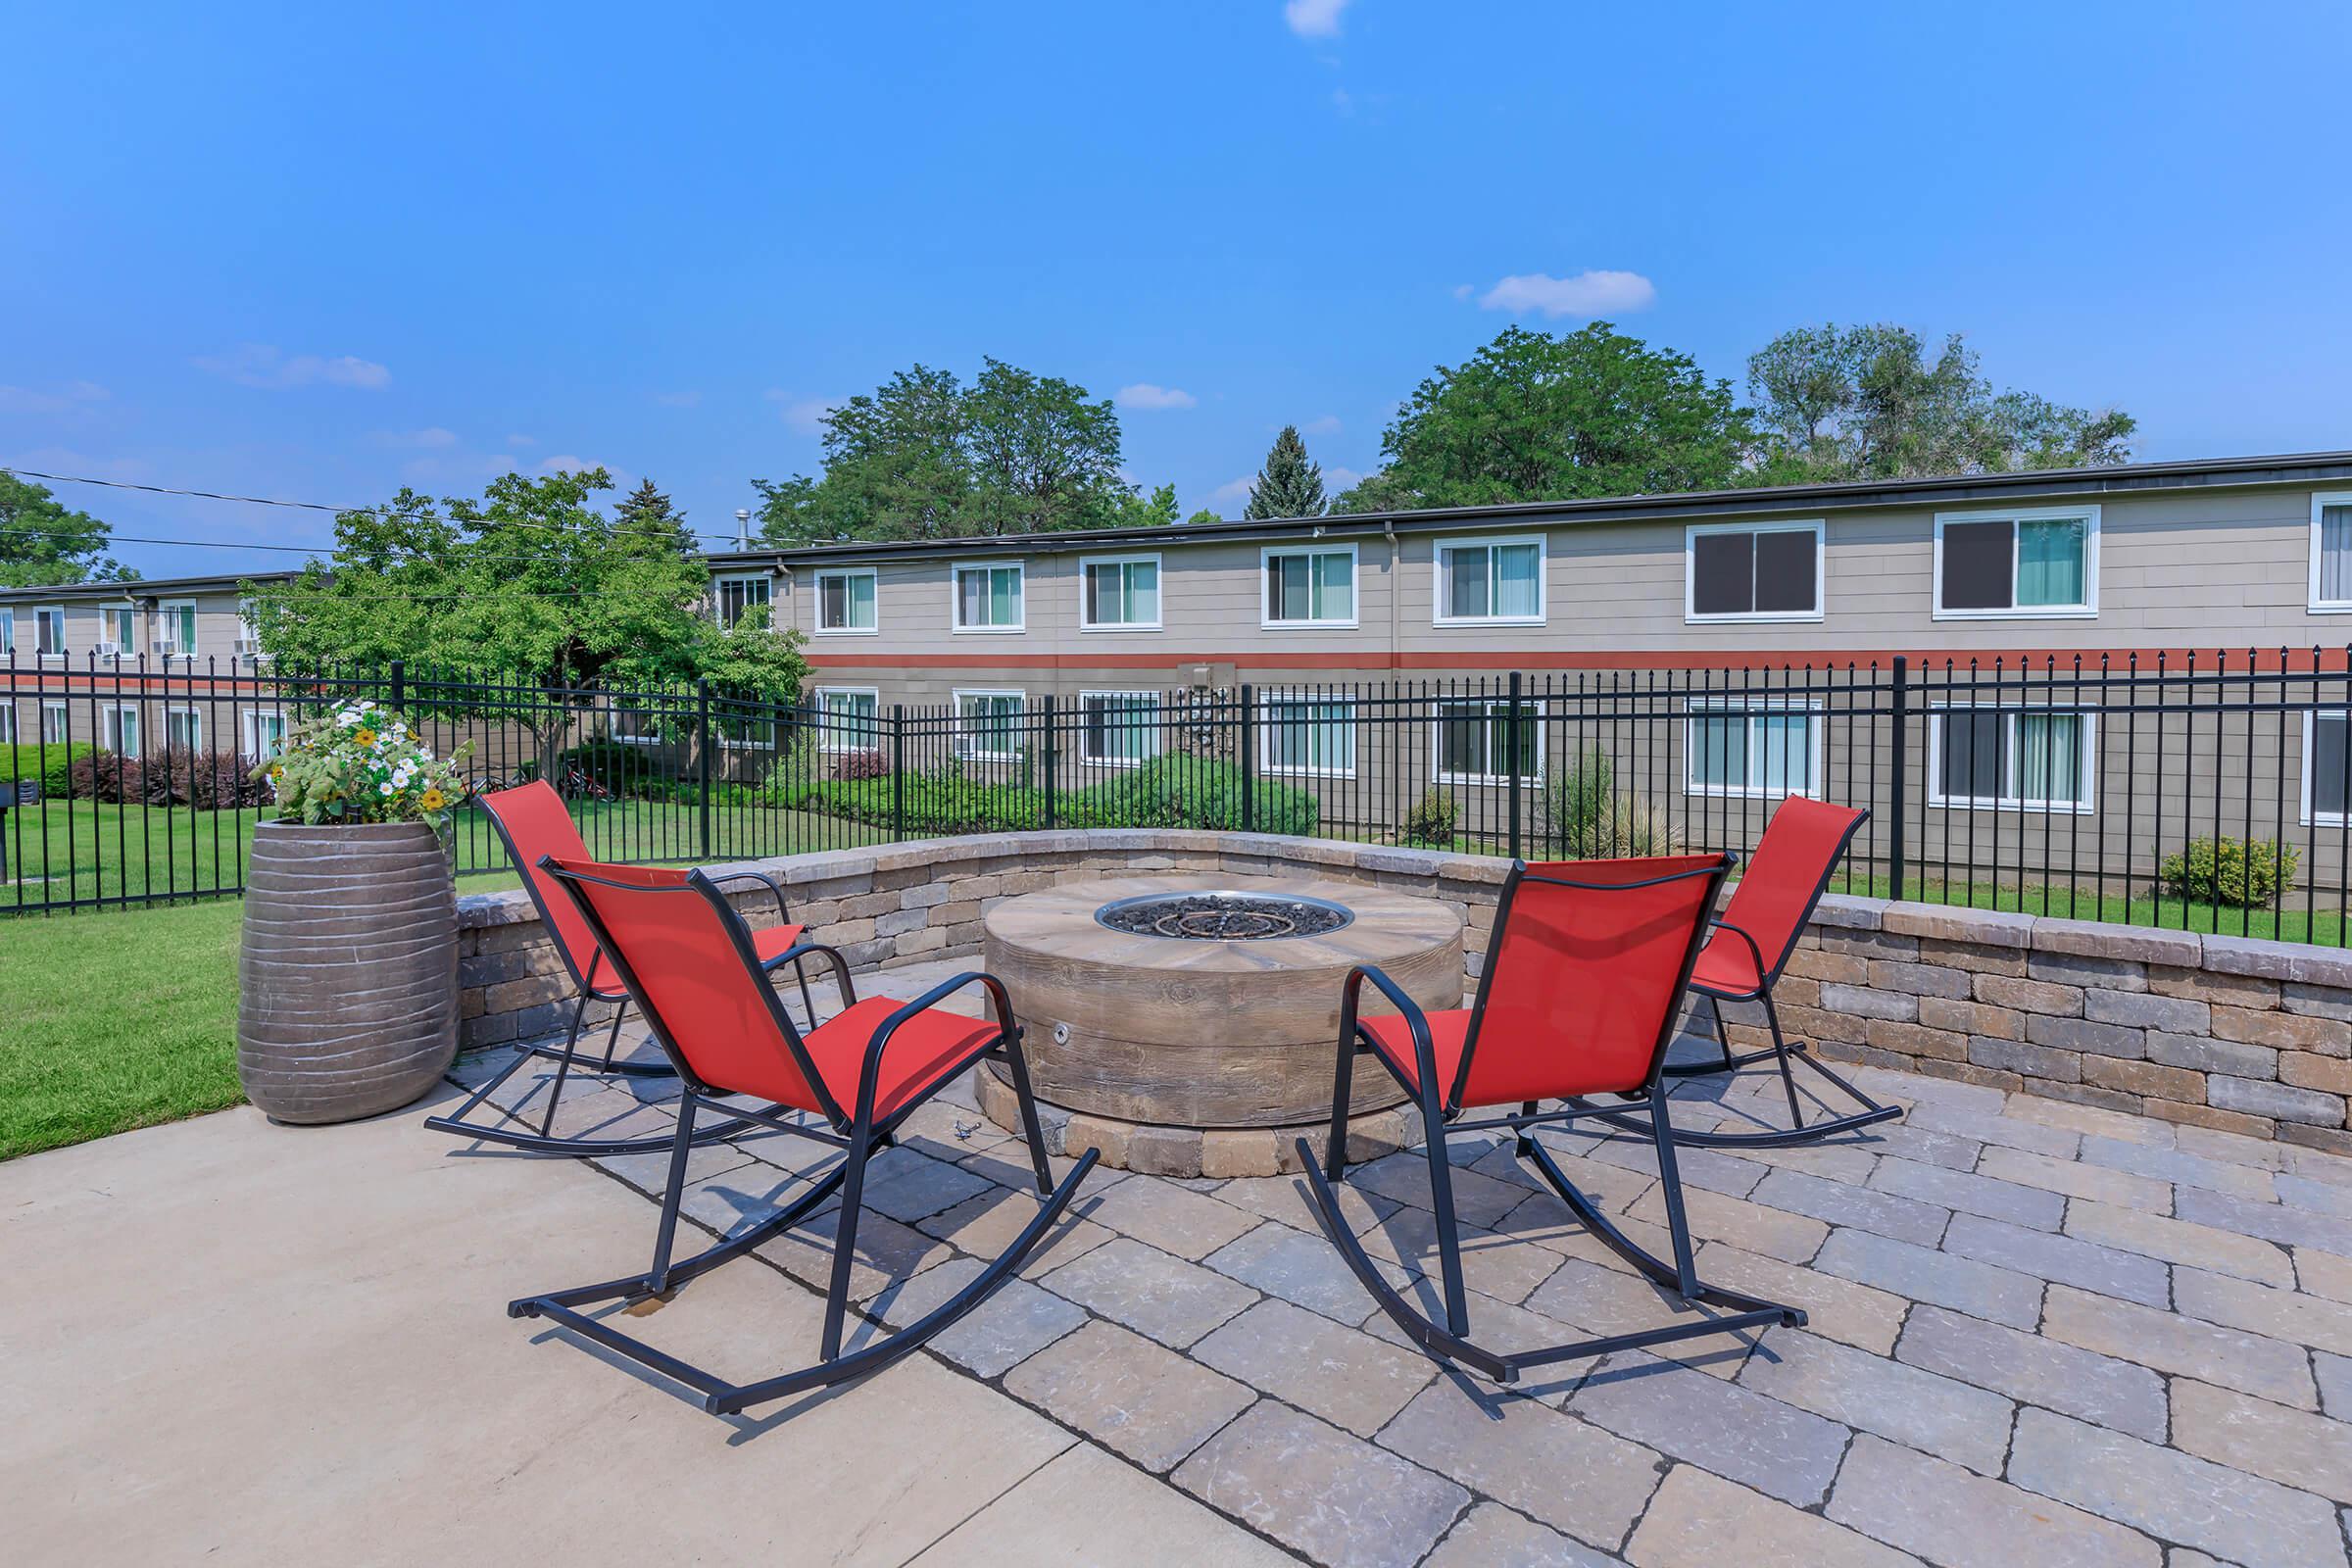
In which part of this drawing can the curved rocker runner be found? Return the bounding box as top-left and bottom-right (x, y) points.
(505, 857), (1094, 1417)
(424, 781), (830, 1157)
(1298, 853), (1806, 1383)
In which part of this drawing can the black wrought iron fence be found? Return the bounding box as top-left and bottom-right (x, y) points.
(8, 649), (2352, 945)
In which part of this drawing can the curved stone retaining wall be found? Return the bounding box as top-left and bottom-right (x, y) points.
(455, 830), (2352, 1159)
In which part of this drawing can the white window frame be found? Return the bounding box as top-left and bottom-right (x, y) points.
(155, 599), (199, 657)
(951, 561), (1026, 634)
(0, 606), (13, 655)
(2301, 710), (2352, 827)
(100, 702), (143, 755)
(41, 701), (69, 745)
(1259, 543), (1360, 629)
(812, 687), (881, 754)
(1431, 696), (1546, 786)
(1257, 691), (1358, 778)
(711, 571), (773, 629)
(812, 566), (880, 636)
(242, 709), (290, 762)
(97, 605), (137, 658)
(34, 606), (67, 659)
(235, 601), (263, 658)
(1432, 534), (1546, 627)
(1077, 553), (1162, 632)
(1932, 506), (2099, 620)
(1925, 703), (2099, 814)
(0, 703), (15, 745)
(1683, 519), (1826, 624)
(1076, 689), (1162, 767)
(952, 689), (1027, 761)
(2307, 492), (2352, 613)
(1683, 697), (1827, 799)
(163, 705), (203, 752)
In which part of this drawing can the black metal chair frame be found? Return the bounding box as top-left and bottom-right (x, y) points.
(1298, 857), (1805, 1385)
(424, 797), (825, 1157)
(1574, 808), (1900, 1150)
(508, 861), (1097, 1418)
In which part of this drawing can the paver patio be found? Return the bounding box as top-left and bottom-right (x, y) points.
(9, 955), (2352, 1566)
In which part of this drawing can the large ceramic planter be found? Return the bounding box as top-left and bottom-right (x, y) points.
(237, 819), (458, 1124)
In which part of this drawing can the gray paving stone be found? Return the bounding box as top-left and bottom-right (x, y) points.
(2176, 1184), (2352, 1258)
(1174, 1401), (1468, 1568)
(1693, 1241), (1909, 1355)
(2081, 1135), (2277, 1201)
(858, 1148), (1004, 1222)
(1624, 1464), (1917, 1568)
(1894, 1304), (2168, 1441)
(2170, 1378), (2352, 1500)
(1420, 1502), (1615, 1568)
(1975, 1145), (2174, 1214)
(1826, 1434), (2161, 1568)
(1904, 1100), (2081, 1158)
(1570, 1349), (1850, 1505)
(1348, 1152), (1534, 1229)
(1751, 1167), (1951, 1246)
(1356, 1207), (1564, 1305)
(1551, 1127), (1767, 1200)
(2041, 1285), (2320, 1411)
(1357, 1283), (1602, 1405)
(1039, 1236), (1256, 1349)
(1861, 1119), (1987, 1172)
(1379, 1380), (1663, 1551)
(2301, 1239), (2352, 1305)
(1869, 1155), (2069, 1230)
(2066, 1200), (2295, 1288)
(1721, 1134), (1882, 1185)
(2008, 1408), (2345, 1568)
(2278, 1170), (2352, 1219)
(1812, 1227), (2044, 1328)
(1520, 1256), (1752, 1378)
(1738, 1329), (2015, 1475)
(1944, 1212), (2171, 1308)
(913, 1185), (1116, 1276)
(1213, 1173), (1398, 1237)
(1074, 1175), (1263, 1260)
(1192, 1298), (1434, 1437)
(1624, 1183), (1830, 1264)
(858, 1256), (1087, 1378)
(1001, 1320), (1254, 1473)
(2178, 1266), (2352, 1355)
(2316, 1351), (2352, 1420)
(1202, 1218), (1391, 1325)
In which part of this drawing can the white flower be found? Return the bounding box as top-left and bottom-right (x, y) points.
(335, 709), (361, 725)
(360, 701), (377, 712)
(377, 782), (396, 796)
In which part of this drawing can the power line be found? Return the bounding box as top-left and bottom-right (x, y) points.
(0, 520), (716, 573)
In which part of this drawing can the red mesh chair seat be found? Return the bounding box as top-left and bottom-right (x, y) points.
(1360, 1006), (1659, 1105)
(771, 998), (1001, 1123)
(1689, 929), (1764, 998)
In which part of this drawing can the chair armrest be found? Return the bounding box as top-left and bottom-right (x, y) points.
(852, 971), (1014, 1124)
(705, 868), (791, 927)
(1705, 916), (1769, 984)
(1341, 963), (1445, 1110)
(761, 941), (858, 1010)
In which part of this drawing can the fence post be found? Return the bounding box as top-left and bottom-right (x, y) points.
(388, 658), (405, 714)
(1041, 694), (1057, 829)
(1506, 671), (1525, 861)
(696, 679), (712, 859)
(1239, 684), (1256, 834)
(1887, 657), (1909, 901)
(891, 705), (906, 841)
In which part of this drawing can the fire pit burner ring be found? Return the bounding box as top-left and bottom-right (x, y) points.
(1095, 889), (1354, 942)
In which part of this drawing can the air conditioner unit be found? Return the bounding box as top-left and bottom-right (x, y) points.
(95, 641), (122, 658)
(234, 637), (261, 657)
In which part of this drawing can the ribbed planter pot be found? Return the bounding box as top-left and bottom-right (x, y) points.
(237, 819), (459, 1125)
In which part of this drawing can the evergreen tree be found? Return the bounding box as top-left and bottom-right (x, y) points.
(612, 476), (688, 538)
(1243, 425), (1328, 519)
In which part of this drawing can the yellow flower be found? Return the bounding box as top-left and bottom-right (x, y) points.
(419, 787), (447, 810)
(353, 727), (377, 748)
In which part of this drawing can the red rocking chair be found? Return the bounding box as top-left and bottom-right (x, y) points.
(1298, 853), (1805, 1383)
(425, 781), (825, 1156)
(508, 857), (1096, 1416)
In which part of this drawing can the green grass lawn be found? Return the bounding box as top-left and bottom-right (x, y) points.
(0, 898), (246, 1161)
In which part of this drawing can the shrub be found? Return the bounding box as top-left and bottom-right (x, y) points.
(833, 748), (889, 781)
(68, 749), (144, 803)
(0, 742), (92, 797)
(2160, 837), (2297, 908)
(1543, 749), (1683, 858)
(143, 748), (269, 808)
(1076, 755), (1320, 836)
(257, 701), (471, 828)
(771, 755), (1321, 838)
(559, 737), (671, 794)
(1400, 789), (1458, 848)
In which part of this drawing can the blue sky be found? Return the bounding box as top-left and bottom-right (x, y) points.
(5, 1), (2348, 579)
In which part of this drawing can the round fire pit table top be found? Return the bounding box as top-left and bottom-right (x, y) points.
(983, 873), (1465, 1130)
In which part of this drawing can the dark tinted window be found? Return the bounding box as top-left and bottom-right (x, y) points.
(1941, 520), (2015, 610)
(1754, 529), (1818, 613)
(1691, 532), (1753, 614)
(2315, 715), (2351, 819)
(1939, 711), (2005, 800)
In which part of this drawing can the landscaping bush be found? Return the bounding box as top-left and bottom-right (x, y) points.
(1543, 749), (1682, 858)
(1075, 755), (1319, 836)
(0, 742), (91, 797)
(68, 749), (144, 804)
(833, 748), (889, 781)
(1400, 789), (1458, 848)
(772, 754), (1320, 838)
(143, 748), (269, 808)
(558, 737), (673, 795)
(2160, 836), (2297, 908)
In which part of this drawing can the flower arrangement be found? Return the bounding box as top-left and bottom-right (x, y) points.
(254, 701), (472, 830)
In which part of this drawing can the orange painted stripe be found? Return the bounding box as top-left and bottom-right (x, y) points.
(805, 646), (2352, 674)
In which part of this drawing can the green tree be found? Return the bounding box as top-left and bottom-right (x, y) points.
(1244, 425), (1328, 519)
(611, 476), (692, 540)
(1333, 323), (1752, 513)
(0, 472), (135, 586)
(247, 467), (807, 768)
(1111, 483), (1183, 528)
(1745, 323), (2135, 482)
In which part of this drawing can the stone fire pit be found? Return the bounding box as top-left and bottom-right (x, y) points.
(974, 874), (1463, 1176)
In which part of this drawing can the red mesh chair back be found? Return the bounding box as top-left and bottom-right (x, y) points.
(540, 857), (836, 1120)
(1453, 854), (1731, 1109)
(1716, 797), (1869, 984)
(480, 782), (605, 991)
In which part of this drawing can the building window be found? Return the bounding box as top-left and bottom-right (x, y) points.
(814, 688), (880, 753)
(814, 567), (878, 633)
(1433, 697), (1543, 784)
(954, 690), (1026, 760)
(102, 704), (142, 756)
(165, 707), (202, 751)
(1929, 707), (2095, 811)
(1079, 691), (1161, 765)
(713, 573), (772, 628)
(1262, 545), (1357, 627)
(1260, 694), (1356, 776)
(0, 607), (13, 655)
(1934, 509), (2097, 618)
(42, 702), (68, 744)
(1434, 536), (1544, 625)
(1686, 521), (1823, 621)
(236, 602), (263, 658)
(155, 601), (198, 657)
(100, 607), (137, 656)
(0, 704), (14, 744)
(35, 607), (67, 657)
(243, 710), (289, 761)
(953, 563), (1025, 632)
(1687, 701), (1822, 799)
(2310, 493), (2352, 612)
(1079, 555), (1160, 630)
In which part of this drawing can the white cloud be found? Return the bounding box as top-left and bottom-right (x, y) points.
(193, 344), (391, 390)
(655, 390), (702, 409)
(538, 455), (603, 474)
(1117, 383), (1197, 412)
(1324, 466), (1363, 491)
(1302, 414), (1343, 436)
(766, 390), (835, 434)
(0, 380), (109, 415)
(1210, 474), (1254, 506)
(1475, 270), (1656, 319)
(506, 433), (535, 447)
(1285, 0), (1349, 38)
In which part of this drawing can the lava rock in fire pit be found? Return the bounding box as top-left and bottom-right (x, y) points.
(1096, 890), (1354, 942)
